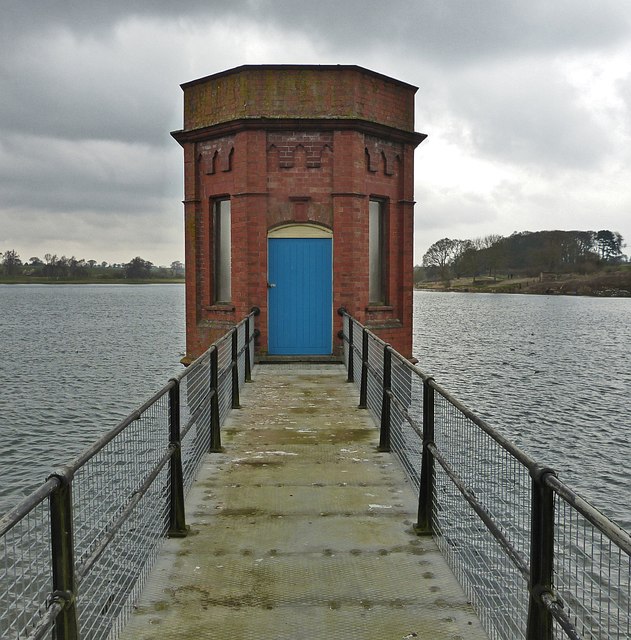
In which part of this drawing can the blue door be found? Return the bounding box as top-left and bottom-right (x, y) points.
(268, 237), (332, 355)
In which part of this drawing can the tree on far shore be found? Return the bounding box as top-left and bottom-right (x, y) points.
(595, 230), (624, 263)
(1, 249), (22, 275)
(422, 238), (461, 284)
(124, 256), (153, 279)
(419, 229), (626, 281)
(0, 250), (184, 280)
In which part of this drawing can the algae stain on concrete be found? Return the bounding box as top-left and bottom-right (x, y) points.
(326, 428), (373, 444)
(233, 459), (285, 467)
(219, 507), (265, 517)
(288, 406), (319, 415)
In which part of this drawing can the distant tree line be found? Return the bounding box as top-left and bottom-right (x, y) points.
(418, 230), (626, 284)
(0, 250), (185, 280)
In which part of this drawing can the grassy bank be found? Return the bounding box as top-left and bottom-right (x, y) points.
(416, 267), (631, 297)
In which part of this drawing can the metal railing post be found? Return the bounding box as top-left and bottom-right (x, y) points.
(347, 318), (355, 383)
(49, 468), (79, 640)
(415, 377), (435, 534)
(246, 306), (260, 382)
(209, 345), (222, 452)
(526, 465), (556, 640)
(379, 345), (392, 452)
(231, 329), (241, 409)
(244, 317), (252, 382)
(336, 307), (354, 382)
(168, 380), (187, 537)
(358, 328), (369, 409)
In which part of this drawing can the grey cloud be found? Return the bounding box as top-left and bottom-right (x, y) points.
(415, 186), (500, 231)
(269, 0), (631, 64)
(3, 1), (629, 153)
(441, 61), (613, 169)
(5, 1), (631, 63)
(0, 211), (183, 264)
(0, 29), (181, 145)
(2, 0), (631, 264)
(615, 73), (631, 134)
(0, 134), (179, 214)
(3, 1), (209, 34)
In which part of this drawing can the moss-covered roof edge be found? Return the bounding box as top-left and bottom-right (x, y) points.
(180, 64), (419, 93)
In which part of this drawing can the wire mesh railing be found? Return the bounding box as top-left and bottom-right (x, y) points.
(0, 308), (258, 640)
(339, 308), (631, 640)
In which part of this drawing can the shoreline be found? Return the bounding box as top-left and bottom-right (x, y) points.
(415, 287), (630, 298)
(0, 277), (185, 285)
(415, 270), (631, 298)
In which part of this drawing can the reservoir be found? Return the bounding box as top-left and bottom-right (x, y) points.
(0, 284), (185, 512)
(413, 290), (631, 529)
(0, 285), (629, 530)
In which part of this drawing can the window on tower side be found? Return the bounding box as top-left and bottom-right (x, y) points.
(368, 199), (386, 305)
(213, 198), (231, 303)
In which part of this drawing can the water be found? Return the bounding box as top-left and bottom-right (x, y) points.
(0, 284), (185, 513)
(413, 290), (631, 530)
(1, 286), (629, 531)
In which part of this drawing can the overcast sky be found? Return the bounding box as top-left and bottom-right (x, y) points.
(1, 1), (630, 266)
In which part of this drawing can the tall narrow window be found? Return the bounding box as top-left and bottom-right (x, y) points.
(369, 199), (386, 304)
(213, 199), (231, 303)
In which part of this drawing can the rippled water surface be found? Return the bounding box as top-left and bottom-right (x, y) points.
(413, 290), (631, 529)
(0, 284), (185, 513)
(1, 286), (629, 531)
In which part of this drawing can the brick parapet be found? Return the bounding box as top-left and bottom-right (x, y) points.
(179, 65), (418, 134)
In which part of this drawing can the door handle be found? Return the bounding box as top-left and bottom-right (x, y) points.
(267, 282), (276, 288)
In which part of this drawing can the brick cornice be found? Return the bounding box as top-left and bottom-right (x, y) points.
(232, 192), (268, 198)
(331, 192), (367, 198)
(172, 118), (427, 147)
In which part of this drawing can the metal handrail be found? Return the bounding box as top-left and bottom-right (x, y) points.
(0, 478), (59, 538)
(0, 307), (259, 640)
(338, 308), (630, 640)
(545, 474), (631, 557)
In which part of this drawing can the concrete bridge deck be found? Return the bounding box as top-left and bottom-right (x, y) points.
(122, 364), (487, 640)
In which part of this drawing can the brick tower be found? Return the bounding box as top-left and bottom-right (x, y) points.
(172, 65), (426, 362)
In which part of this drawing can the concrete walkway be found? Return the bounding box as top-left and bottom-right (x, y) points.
(122, 365), (487, 640)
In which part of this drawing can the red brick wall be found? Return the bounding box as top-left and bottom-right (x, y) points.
(173, 66), (425, 362)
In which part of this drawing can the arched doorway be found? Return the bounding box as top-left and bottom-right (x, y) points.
(267, 224), (333, 355)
